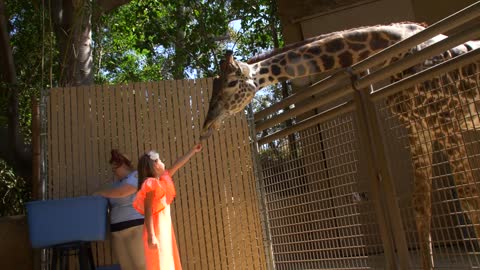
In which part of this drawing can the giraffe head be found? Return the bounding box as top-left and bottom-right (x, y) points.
(200, 51), (257, 140)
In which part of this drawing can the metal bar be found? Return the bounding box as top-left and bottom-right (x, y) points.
(247, 105), (276, 270)
(352, 1), (480, 73)
(255, 84), (353, 133)
(258, 101), (355, 145)
(39, 89), (48, 200)
(254, 71), (351, 122)
(39, 88), (49, 270)
(371, 48), (480, 101)
(354, 24), (480, 90)
(352, 85), (396, 269)
(355, 77), (412, 269)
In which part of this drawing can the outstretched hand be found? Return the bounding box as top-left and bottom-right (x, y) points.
(193, 143), (203, 153)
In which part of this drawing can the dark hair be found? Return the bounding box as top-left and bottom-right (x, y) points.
(137, 152), (162, 190)
(109, 149), (133, 169)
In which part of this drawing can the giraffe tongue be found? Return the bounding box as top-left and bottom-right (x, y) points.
(199, 128), (214, 141)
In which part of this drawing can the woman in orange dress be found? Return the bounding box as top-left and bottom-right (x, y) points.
(133, 143), (202, 270)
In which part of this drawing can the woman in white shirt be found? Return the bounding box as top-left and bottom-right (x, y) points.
(94, 149), (146, 270)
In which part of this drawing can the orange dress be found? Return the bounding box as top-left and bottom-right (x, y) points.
(133, 171), (182, 270)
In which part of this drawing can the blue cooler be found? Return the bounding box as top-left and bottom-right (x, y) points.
(26, 196), (108, 248)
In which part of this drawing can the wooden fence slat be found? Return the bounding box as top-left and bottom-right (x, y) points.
(71, 87), (82, 197)
(231, 114), (252, 269)
(200, 79), (222, 269)
(162, 80), (185, 264)
(185, 79), (208, 270)
(63, 88), (73, 198)
(84, 86), (94, 194)
(77, 86), (88, 196)
(147, 82), (157, 151)
(128, 84), (139, 158)
(173, 79), (196, 269)
(105, 84), (118, 265)
(202, 78), (229, 270)
(189, 79), (211, 270)
(152, 81), (164, 156)
(210, 97), (232, 269)
(134, 82), (145, 155)
(223, 115), (243, 269)
(119, 84), (131, 159)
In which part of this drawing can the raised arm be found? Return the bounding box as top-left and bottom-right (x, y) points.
(168, 143), (203, 176)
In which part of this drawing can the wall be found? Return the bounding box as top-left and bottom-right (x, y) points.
(0, 215), (33, 270)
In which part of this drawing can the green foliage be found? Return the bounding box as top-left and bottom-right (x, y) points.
(0, 159), (30, 216)
(3, 0), (55, 141)
(94, 0), (232, 82)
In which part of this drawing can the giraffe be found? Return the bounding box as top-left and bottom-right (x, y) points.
(200, 22), (480, 269)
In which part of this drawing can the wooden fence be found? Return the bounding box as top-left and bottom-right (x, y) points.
(46, 78), (267, 269)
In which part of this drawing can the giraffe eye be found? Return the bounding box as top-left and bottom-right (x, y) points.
(227, 80), (238, 87)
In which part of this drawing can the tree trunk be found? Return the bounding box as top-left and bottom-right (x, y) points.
(49, 0), (132, 86)
(173, 5), (187, 79)
(51, 0), (93, 86)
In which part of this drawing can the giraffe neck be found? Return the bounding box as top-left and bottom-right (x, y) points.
(250, 23), (425, 90)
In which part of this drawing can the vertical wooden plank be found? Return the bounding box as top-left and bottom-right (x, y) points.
(134, 82), (146, 155)
(105, 84), (114, 266)
(128, 83), (139, 158)
(238, 111), (266, 269)
(84, 86), (95, 194)
(230, 113), (253, 269)
(205, 79), (231, 269)
(189, 79), (211, 270)
(147, 82), (157, 151)
(88, 85), (100, 266)
(201, 78), (228, 270)
(62, 88), (73, 198)
(222, 114), (243, 269)
(70, 87), (80, 197)
(107, 84), (118, 152)
(118, 84), (130, 158)
(196, 78), (220, 269)
(184, 79), (208, 270)
(56, 87), (67, 199)
(218, 121), (234, 270)
(173, 79), (197, 269)
(76, 86), (88, 196)
(102, 84), (115, 266)
(152, 81), (165, 155)
(183, 79), (203, 269)
(163, 79), (187, 264)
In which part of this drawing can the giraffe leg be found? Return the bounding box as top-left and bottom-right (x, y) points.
(408, 122), (435, 270)
(437, 131), (480, 246)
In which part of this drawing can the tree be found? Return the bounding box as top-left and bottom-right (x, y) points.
(0, 0), (283, 214)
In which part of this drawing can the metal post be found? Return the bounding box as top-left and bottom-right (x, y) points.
(39, 88), (49, 270)
(247, 105), (276, 270)
(352, 70), (412, 269)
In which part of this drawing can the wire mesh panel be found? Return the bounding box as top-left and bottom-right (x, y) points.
(258, 112), (386, 269)
(377, 60), (480, 269)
